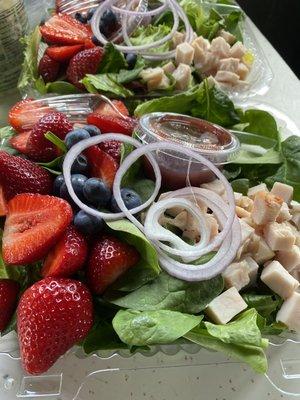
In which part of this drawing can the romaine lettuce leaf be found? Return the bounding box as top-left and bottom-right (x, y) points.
(130, 24), (171, 54)
(98, 43), (127, 73)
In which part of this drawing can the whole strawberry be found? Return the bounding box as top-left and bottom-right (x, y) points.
(87, 235), (140, 294)
(27, 112), (73, 161)
(0, 151), (53, 200)
(0, 279), (19, 332)
(17, 277), (93, 374)
(38, 53), (60, 83)
(67, 47), (103, 89)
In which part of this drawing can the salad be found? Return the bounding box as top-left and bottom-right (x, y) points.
(0, 77), (299, 377)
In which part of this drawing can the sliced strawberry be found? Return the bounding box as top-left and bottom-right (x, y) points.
(66, 47), (104, 89)
(0, 185), (8, 217)
(42, 225), (88, 278)
(0, 279), (19, 332)
(94, 100), (129, 118)
(18, 277), (93, 374)
(10, 131), (31, 154)
(38, 53), (60, 83)
(84, 38), (96, 49)
(98, 140), (121, 163)
(2, 194), (73, 265)
(46, 44), (83, 62)
(87, 235), (140, 294)
(87, 114), (136, 135)
(8, 99), (53, 133)
(85, 145), (118, 188)
(40, 14), (92, 45)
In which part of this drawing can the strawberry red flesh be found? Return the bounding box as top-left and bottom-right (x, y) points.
(0, 279), (19, 332)
(87, 113), (136, 135)
(2, 194), (73, 265)
(27, 112), (73, 162)
(46, 44), (83, 62)
(42, 225), (88, 278)
(9, 131), (31, 154)
(17, 277), (93, 374)
(40, 14), (92, 45)
(85, 145), (118, 188)
(0, 185), (8, 217)
(98, 140), (121, 163)
(0, 151), (53, 200)
(38, 53), (60, 83)
(94, 100), (129, 118)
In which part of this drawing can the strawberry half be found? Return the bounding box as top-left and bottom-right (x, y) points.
(0, 279), (19, 332)
(8, 99), (53, 133)
(46, 44), (83, 62)
(87, 235), (140, 294)
(66, 47), (104, 89)
(42, 225), (88, 278)
(27, 112), (73, 162)
(3, 194), (73, 265)
(40, 14), (92, 45)
(87, 113), (136, 135)
(0, 185), (8, 217)
(85, 145), (118, 188)
(38, 53), (60, 83)
(0, 151), (53, 200)
(95, 100), (129, 118)
(17, 277), (93, 374)
(98, 140), (121, 163)
(10, 131), (31, 154)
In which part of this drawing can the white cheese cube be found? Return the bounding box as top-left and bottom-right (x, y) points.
(276, 292), (300, 332)
(172, 64), (191, 91)
(222, 260), (250, 291)
(271, 182), (293, 204)
(201, 179), (225, 196)
(192, 36), (210, 52)
(162, 61), (176, 74)
(210, 37), (231, 58)
(292, 213), (300, 230)
(215, 70), (240, 86)
(140, 67), (164, 83)
(175, 42), (195, 65)
(253, 238), (275, 264)
(172, 31), (185, 48)
(219, 29), (236, 45)
(251, 191), (283, 225)
(276, 245), (300, 272)
(205, 287), (248, 324)
(264, 222), (295, 251)
(276, 202), (292, 223)
(219, 57), (239, 73)
(230, 41), (247, 59)
(247, 183), (268, 199)
(243, 256), (259, 285)
(261, 261), (299, 299)
(237, 62), (249, 80)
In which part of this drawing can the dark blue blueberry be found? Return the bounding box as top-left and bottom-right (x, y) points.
(126, 53), (137, 70)
(75, 12), (87, 24)
(87, 7), (97, 21)
(83, 178), (111, 207)
(39, 18), (45, 26)
(74, 210), (104, 235)
(65, 129), (90, 150)
(53, 174), (65, 196)
(100, 10), (118, 37)
(71, 154), (89, 175)
(83, 124), (101, 136)
(92, 35), (101, 46)
(110, 188), (142, 213)
(60, 174), (88, 202)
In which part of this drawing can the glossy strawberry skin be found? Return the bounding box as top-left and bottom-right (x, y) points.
(38, 54), (60, 83)
(3, 194), (73, 265)
(87, 114), (136, 135)
(0, 151), (53, 200)
(42, 225), (88, 278)
(17, 277), (93, 374)
(0, 185), (8, 217)
(27, 112), (73, 162)
(9, 131), (31, 155)
(46, 44), (83, 62)
(98, 140), (121, 163)
(84, 145), (118, 188)
(66, 47), (104, 89)
(87, 235), (140, 294)
(95, 100), (129, 118)
(0, 279), (19, 332)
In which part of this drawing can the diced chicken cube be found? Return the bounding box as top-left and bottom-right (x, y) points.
(175, 42), (195, 65)
(292, 214), (300, 230)
(201, 179), (225, 196)
(271, 182), (294, 204)
(192, 36), (210, 52)
(251, 191), (283, 225)
(193, 43), (206, 68)
(253, 238), (275, 264)
(236, 206), (250, 219)
(276, 245), (300, 272)
(222, 260), (250, 291)
(210, 37), (231, 58)
(243, 256), (259, 285)
(237, 62), (249, 80)
(237, 196), (254, 212)
(264, 222), (295, 251)
(261, 261), (299, 299)
(290, 268), (300, 282)
(219, 29), (236, 45)
(276, 292), (300, 332)
(147, 73), (170, 91)
(219, 57), (239, 73)
(276, 202), (292, 223)
(205, 287), (248, 324)
(172, 31), (185, 48)
(246, 232), (261, 254)
(230, 41), (247, 59)
(140, 67), (164, 83)
(162, 61), (176, 74)
(234, 192), (243, 202)
(291, 200), (300, 214)
(247, 183), (268, 199)
(240, 219), (255, 244)
(159, 210), (188, 231)
(215, 70), (240, 86)
(172, 64), (191, 91)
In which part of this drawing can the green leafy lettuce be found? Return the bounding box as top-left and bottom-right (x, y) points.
(130, 24), (171, 54)
(98, 43), (127, 73)
(0, 126), (18, 154)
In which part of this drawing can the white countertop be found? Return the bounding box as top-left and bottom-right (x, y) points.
(0, 16), (300, 400)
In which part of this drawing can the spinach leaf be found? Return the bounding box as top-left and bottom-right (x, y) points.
(98, 43), (127, 73)
(0, 126), (18, 154)
(230, 178), (249, 195)
(45, 81), (80, 95)
(238, 109), (280, 142)
(184, 309), (268, 373)
(131, 179), (156, 203)
(106, 271), (224, 314)
(38, 156), (64, 176)
(82, 74), (133, 98)
(242, 293), (282, 322)
(223, 10), (244, 42)
(113, 309), (202, 346)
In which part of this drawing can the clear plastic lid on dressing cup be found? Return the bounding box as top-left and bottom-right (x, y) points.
(136, 112), (240, 189)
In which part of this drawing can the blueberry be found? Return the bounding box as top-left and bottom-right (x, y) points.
(110, 188), (142, 213)
(74, 210), (104, 235)
(71, 154), (89, 175)
(100, 10), (118, 37)
(53, 174), (65, 196)
(87, 7), (97, 21)
(83, 178), (111, 207)
(60, 174), (88, 202)
(75, 12), (87, 24)
(126, 53), (137, 70)
(65, 129), (90, 150)
(39, 18), (45, 26)
(83, 124), (101, 136)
